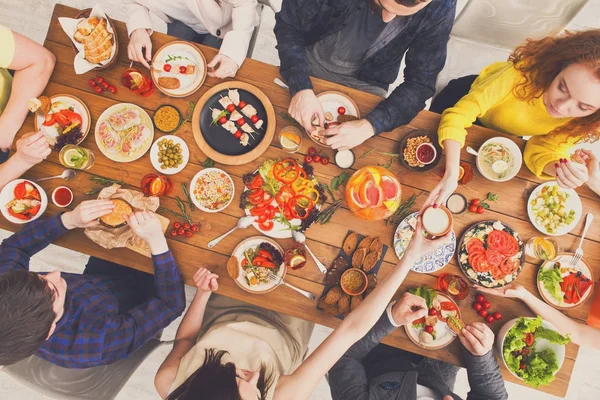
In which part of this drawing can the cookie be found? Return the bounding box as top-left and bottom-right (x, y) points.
(343, 232), (358, 255)
(368, 237), (383, 254)
(352, 248), (368, 268)
(362, 251), (381, 272)
(357, 237), (373, 250)
(226, 256), (239, 280)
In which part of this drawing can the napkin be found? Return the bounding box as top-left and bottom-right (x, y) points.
(84, 184), (167, 258)
(58, 4), (117, 74)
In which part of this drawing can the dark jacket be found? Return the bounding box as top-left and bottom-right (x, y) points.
(274, 0), (457, 135)
(328, 312), (509, 400)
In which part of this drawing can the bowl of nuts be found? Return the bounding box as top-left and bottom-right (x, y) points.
(150, 135), (190, 175)
(399, 130), (442, 171)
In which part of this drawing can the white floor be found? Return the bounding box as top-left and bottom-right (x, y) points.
(2, 1), (600, 399)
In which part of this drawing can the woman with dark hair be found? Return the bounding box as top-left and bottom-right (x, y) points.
(156, 219), (447, 400)
(425, 29), (600, 210)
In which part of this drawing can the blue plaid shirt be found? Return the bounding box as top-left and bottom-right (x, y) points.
(0, 214), (186, 368)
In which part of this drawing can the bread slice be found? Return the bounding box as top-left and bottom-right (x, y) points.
(226, 256), (239, 279)
(351, 248), (367, 268)
(362, 251), (380, 272)
(343, 232), (358, 255)
(357, 237), (372, 250)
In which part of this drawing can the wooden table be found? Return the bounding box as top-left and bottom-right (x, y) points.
(4, 4), (599, 397)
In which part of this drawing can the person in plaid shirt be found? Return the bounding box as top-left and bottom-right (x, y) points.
(0, 200), (186, 368)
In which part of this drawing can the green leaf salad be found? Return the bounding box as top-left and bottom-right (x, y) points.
(503, 316), (570, 387)
(538, 265), (564, 303)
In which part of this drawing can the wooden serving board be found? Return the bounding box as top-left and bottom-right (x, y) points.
(125, 213), (170, 257)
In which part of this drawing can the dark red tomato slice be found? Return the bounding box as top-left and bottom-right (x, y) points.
(523, 332), (535, 347)
(13, 182), (28, 199)
(466, 238), (485, 254)
(485, 248), (504, 266)
(487, 230), (520, 257)
(469, 251), (492, 273)
(255, 214), (268, 223)
(491, 265), (506, 280)
(247, 174), (264, 190)
(248, 189), (265, 205)
(43, 113), (57, 126)
(241, 258), (249, 268)
(54, 111), (70, 127)
(499, 258), (520, 275)
(59, 109), (83, 126)
(258, 220), (274, 231)
(249, 203), (270, 217)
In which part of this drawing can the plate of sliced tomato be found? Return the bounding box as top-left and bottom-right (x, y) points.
(458, 220), (524, 288)
(240, 158), (326, 239)
(0, 179), (48, 224)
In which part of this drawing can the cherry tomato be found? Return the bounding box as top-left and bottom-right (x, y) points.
(482, 301), (491, 309)
(218, 116), (228, 125)
(177, 229), (185, 236)
(190, 224), (199, 232)
(96, 77), (104, 83)
(170, 229), (178, 237)
(237, 117), (246, 126)
(238, 100), (247, 109)
(100, 82), (109, 90)
(163, 64), (172, 72)
(470, 199), (480, 206)
(476, 206), (485, 214)
(173, 222), (181, 229)
(304, 155), (313, 163)
(425, 325), (434, 334)
(308, 147), (317, 156)
(321, 156), (329, 165)
(107, 86), (116, 94)
(493, 312), (502, 320)
(179, 66), (187, 74)
(475, 294), (486, 303)
(313, 155), (321, 163)
(468, 204), (478, 213)
(428, 308), (437, 316)
(94, 86), (103, 94)
(337, 106), (346, 115)
(184, 222), (191, 230)
(88, 79), (97, 87)
(478, 309), (488, 317)
(485, 315), (495, 324)
(473, 302), (483, 311)
(250, 115), (259, 123)
(226, 104), (236, 113)
(519, 363), (527, 370)
(234, 130), (243, 139)
(186, 231), (193, 238)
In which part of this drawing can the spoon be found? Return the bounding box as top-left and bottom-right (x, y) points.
(274, 77), (290, 91)
(291, 230), (328, 274)
(208, 216), (254, 248)
(465, 146), (479, 158)
(36, 169), (77, 183)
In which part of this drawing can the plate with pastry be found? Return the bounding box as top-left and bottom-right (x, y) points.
(151, 41), (207, 98)
(308, 91), (361, 148)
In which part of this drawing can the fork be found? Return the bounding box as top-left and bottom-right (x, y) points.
(570, 213), (594, 266)
(266, 273), (316, 301)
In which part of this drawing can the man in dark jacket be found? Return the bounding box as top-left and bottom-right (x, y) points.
(328, 292), (509, 400)
(275, 0), (456, 150)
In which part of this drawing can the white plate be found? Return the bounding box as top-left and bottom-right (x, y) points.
(95, 103), (154, 163)
(538, 253), (594, 309)
(189, 168), (235, 213)
(149, 135), (189, 175)
(308, 91), (361, 147)
(404, 291), (460, 349)
(394, 212), (456, 273)
(0, 179), (48, 224)
(475, 136), (523, 182)
(497, 318), (566, 384)
(34, 94), (91, 146)
(527, 181), (582, 236)
(151, 41), (207, 98)
(231, 236), (286, 294)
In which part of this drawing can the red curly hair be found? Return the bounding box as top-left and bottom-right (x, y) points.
(509, 29), (600, 143)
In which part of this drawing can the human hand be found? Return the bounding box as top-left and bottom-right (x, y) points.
(288, 89), (324, 132)
(322, 119), (375, 150)
(403, 217), (452, 261)
(193, 267), (219, 295)
(61, 200), (115, 230)
(127, 28), (152, 69)
(458, 322), (495, 356)
(207, 54), (239, 79)
(574, 149), (600, 191)
(475, 283), (527, 299)
(0, 131), (16, 152)
(14, 131), (51, 166)
(420, 175), (458, 213)
(127, 211), (167, 254)
(391, 292), (428, 326)
(555, 157), (588, 189)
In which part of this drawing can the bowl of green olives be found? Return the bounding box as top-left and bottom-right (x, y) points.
(150, 135), (190, 175)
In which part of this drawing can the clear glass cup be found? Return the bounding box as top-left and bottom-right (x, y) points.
(525, 237), (561, 262)
(279, 126), (302, 153)
(59, 145), (95, 170)
(437, 273), (470, 301)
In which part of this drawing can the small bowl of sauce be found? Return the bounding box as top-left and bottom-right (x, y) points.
(446, 193), (467, 214)
(340, 268), (368, 296)
(52, 186), (73, 208)
(415, 143), (437, 165)
(335, 149), (355, 169)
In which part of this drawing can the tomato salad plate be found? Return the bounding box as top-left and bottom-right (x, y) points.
(0, 179), (47, 224)
(151, 41), (207, 97)
(537, 253), (594, 309)
(458, 220), (525, 288)
(405, 286), (462, 350)
(228, 236), (286, 294)
(31, 94), (91, 150)
(308, 91), (360, 147)
(528, 182), (582, 236)
(240, 158), (326, 239)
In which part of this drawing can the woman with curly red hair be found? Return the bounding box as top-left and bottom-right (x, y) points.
(425, 29), (600, 209)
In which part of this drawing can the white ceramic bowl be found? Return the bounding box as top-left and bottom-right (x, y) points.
(0, 179), (48, 224)
(476, 137), (523, 182)
(150, 135), (190, 175)
(496, 317), (566, 382)
(189, 168), (235, 213)
(51, 186), (74, 208)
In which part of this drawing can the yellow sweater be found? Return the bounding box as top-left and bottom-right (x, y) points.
(437, 61), (579, 178)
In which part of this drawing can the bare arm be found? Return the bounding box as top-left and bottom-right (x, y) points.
(0, 131), (50, 190)
(420, 138), (461, 212)
(0, 31), (55, 150)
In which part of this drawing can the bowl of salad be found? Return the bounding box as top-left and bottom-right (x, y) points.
(527, 182), (581, 236)
(475, 137), (522, 182)
(0, 179), (48, 224)
(228, 236), (285, 294)
(497, 316), (570, 387)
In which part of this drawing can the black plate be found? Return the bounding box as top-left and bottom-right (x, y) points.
(398, 129), (442, 172)
(199, 89), (268, 156)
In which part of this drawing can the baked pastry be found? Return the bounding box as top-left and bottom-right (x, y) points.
(357, 236), (372, 250)
(362, 251), (380, 272)
(343, 232), (358, 255)
(351, 248), (367, 268)
(368, 237), (383, 254)
(325, 256), (350, 285)
(99, 199), (133, 228)
(73, 17), (114, 64)
(227, 256), (239, 279)
(158, 77), (181, 90)
(324, 286), (342, 305)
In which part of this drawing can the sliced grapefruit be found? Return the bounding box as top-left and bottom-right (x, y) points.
(361, 180), (383, 207)
(380, 175), (401, 201)
(347, 187), (368, 209)
(365, 167), (381, 185)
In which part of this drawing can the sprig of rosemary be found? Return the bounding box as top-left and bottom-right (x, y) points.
(85, 176), (125, 196)
(321, 183), (337, 202)
(181, 101), (196, 125)
(358, 148), (374, 159)
(174, 196), (193, 224)
(385, 194), (417, 226)
(158, 207), (190, 223)
(181, 183), (195, 212)
(315, 200), (342, 225)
